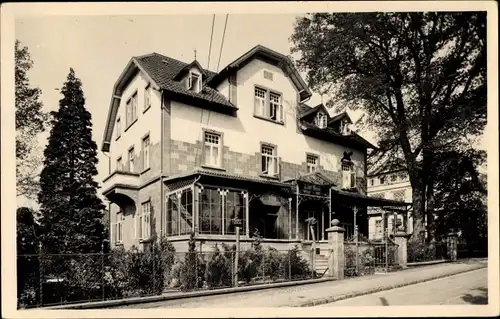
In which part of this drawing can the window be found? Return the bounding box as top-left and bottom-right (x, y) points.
(392, 190), (406, 202)
(126, 92), (138, 127)
(128, 147), (135, 173)
(306, 154), (318, 173)
(341, 161), (356, 189)
(166, 188), (194, 236)
(340, 120), (351, 135)
(370, 178), (374, 186)
(261, 144), (279, 176)
(138, 201), (151, 240)
(144, 84), (151, 110)
(117, 212), (124, 244)
(203, 131), (222, 167)
(142, 135), (150, 171)
(199, 188), (247, 236)
(316, 113), (328, 129)
(379, 176), (386, 184)
(116, 157), (122, 171)
(116, 117), (121, 139)
(188, 72), (201, 93)
(254, 87), (283, 123)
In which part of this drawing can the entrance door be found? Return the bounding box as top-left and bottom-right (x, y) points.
(305, 210), (321, 241)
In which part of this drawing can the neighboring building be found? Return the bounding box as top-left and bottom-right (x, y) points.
(367, 159), (414, 240)
(100, 44), (405, 262)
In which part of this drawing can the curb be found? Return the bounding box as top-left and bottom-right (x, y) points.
(295, 265), (487, 307)
(43, 277), (334, 309)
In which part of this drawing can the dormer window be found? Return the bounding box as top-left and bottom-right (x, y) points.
(316, 113), (328, 129)
(188, 72), (202, 93)
(340, 120), (351, 135)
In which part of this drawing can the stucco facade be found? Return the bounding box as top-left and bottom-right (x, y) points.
(101, 46), (376, 256)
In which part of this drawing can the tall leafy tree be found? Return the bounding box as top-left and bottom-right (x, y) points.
(38, 68), (105, 255)
(15, 40), (47, 199)
(290, 12), (486, 241)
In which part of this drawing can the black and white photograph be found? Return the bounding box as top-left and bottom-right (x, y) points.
(1, 1), (498, 317)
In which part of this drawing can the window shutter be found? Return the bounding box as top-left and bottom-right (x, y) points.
(111, 222), (116, 244)
(188, 74), (192, 89)
(279, 104), (284, 122)
(351, 167), (356, 188)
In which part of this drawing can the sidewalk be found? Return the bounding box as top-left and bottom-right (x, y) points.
(112, 258), (487, 308)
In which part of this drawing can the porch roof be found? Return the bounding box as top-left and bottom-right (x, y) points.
(331, 188), (412, 208)
(163, 168), (293, 189)
(283, 171), (336, 186)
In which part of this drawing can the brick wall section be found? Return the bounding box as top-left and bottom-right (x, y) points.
(168, 139), (346, 186)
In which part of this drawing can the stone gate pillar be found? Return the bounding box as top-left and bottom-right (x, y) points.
(394, 226), (409, 269)
(326, 219), (345, 280)
(447, 232), (458, 261)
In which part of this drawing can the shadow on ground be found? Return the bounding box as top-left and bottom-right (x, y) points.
(461, 287), (488, 305)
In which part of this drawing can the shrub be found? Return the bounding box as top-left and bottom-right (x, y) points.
(179, 233), (205, 291)
(262, 247), (285, 281)
(158, 237), (176, 288)
(205, 244), (232, 288)
(286, 245), (311, 279)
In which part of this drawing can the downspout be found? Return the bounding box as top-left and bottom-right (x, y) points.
(102, 150), (111, 247)
(160, 89), (165, 238)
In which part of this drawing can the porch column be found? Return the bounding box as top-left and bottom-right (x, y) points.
(326, 219), (345, 279)
(394, 226), (409, 269)
(295, 185), (299, 240)
(193, 185), (199, 235)
(321, 205), (325, 241)
(244, 191), (249, 236)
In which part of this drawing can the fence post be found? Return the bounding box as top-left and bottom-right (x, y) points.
(393, 226), (409, 269)
(325, 219), (345, 280)
(447, 232), (458, 261)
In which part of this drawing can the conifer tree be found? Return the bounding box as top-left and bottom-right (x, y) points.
(38, 68), (105, 255)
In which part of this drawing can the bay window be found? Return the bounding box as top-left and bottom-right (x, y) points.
(199, 188), (247, 236)
(166, 188), (193, 236)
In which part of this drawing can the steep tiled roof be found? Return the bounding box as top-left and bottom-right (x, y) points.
(134, 53), (235, 109)
(328, 111), (352, 124)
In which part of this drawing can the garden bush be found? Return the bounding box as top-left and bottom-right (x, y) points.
(262, 247), (284, 281)
(205, 244), (232, 288)
(180, 233), (205, 291)
(285, 245), (311, 279)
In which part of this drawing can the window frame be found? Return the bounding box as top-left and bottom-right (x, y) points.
(260, 142), (279, 177)
(116, 156), (122, 172)
(341, 160), (356, 189)
(128, 146), (135, 173)
(115, 117), (121, 140)
(138, 200), (152, 240)
(144, 83), (152, 112)
(165, 186), (194, 236)
(202, 129), (223, 168)
(142, 134), (150, 171)
(253, 86), (284, 124)
(306, 153), (319, 173)
(316, 112), (328, 129)
(125, 90), (138, 130)
(188, 71), (202, 93)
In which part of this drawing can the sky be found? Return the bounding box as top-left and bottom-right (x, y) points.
(14, 13), (487, 208)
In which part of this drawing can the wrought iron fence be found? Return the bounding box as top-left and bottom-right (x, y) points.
(17, 246), (313, 309)
(407, 240), (449, 263)
(344, 240), (399, 277)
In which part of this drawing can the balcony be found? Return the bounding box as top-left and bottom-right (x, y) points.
(101, 170), (140, 210)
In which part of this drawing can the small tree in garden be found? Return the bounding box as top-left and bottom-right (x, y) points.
(286, 245), (311, 279)
(158, 236), (176, 289)
(205, 244), (232, 288)
(263, 247), (284, 281)
(180, 233), (204, 291)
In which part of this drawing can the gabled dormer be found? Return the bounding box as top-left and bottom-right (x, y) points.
(298, 103), (331, 129)
(174, 60), (207, 94)
(328, 112), (353, 136)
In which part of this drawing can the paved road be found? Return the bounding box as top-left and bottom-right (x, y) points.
(317, 268), (488, 306)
